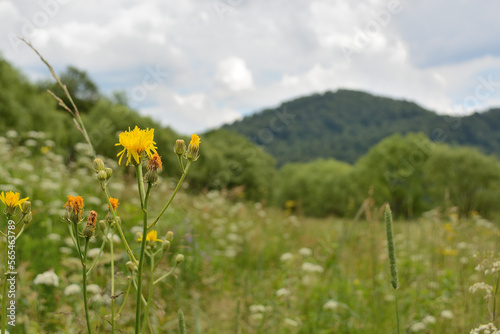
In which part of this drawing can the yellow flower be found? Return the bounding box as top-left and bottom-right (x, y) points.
(0, 191), (29, 210)
(64, 195), (84, 214)
(190, 134), (200, 148)
(186, 134), (201, 161)
(138, 230), (162, 243)
(115, 126), (158, 166)
(108, 197), (119, 211)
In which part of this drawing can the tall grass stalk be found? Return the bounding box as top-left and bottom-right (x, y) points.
(384, 204), (400, 334)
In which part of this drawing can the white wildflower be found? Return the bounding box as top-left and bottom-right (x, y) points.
(64, 284), (81, 296)
(86, 284), (101, 294)
(280, 252), (294, 262)
(470, 323), (500, 334)
(469, 282), (494, 298)
(283, 318), (300, 328)
(59, 247), (73, 255)
(6, 130), (18, 138)
(298, 247), (313, 257)
(33, 270), (59, 287)
(323, 300), (339, 311)
(410, 322), (426, 332)
(86, 248), (101, 259)
(441, 310), (454, 319)
(276, 288), (291, 297)
(47, 233), (61, 242)
(301, 262), (324, 273)
(249, 305), (267, 313)
(422, 315), (436, 325)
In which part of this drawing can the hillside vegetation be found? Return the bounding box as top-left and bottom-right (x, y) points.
(224, 89), (500, 166)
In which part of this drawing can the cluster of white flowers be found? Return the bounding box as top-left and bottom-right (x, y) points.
(469, 282), (494, 298)
(301, 262), (324, 273)
(441, 310), (454, 319)
(323, 300), (339, 311)
(283, 317), (300, 328)
(276, 288), (291, 297)
(422, 315), (436, 325)
(280, 252), (294, 262)
(248, 304), (272, 326)
(33, 270), (59, 287)
(410, 322), (426, 332)
(298, 247), (312, 257)
(63, 284), (81, 296)
(470, 323), (500, 334)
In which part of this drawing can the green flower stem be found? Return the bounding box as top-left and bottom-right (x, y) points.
(131, 273), (148, 306)
(135, 165), (146, 210)
(83, 238), (92, 334)
(153, 263), (178, 285)
(141, 253), (155, 334)
(492, 271), (500, 321)
(115, 278), (132, 320)
(177, 155), (185, 173)
(148, 161), (192, 230)
(72, 223), (84, 263)
(14, 224), (25, 241)
(135, 164), (151, 334)
(86, 233), (108, 277)
(102, 186), (138, 265)
(110, 231), (116, 334)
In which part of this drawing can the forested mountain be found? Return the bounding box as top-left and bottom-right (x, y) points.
(224, 90), (500, 165)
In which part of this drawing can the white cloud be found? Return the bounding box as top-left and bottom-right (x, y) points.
(0, 0), (499, 134)
(215, 56), (253, 92)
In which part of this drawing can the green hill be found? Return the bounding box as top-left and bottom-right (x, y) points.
(224, 90), (500, 165)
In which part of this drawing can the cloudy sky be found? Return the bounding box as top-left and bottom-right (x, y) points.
(1, 0), (500, 134)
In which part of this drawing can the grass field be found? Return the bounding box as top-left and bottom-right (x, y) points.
(1, 132), (499, 333)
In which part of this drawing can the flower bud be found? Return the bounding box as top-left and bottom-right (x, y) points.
(21, 211), (32, 225)
(21, 201), (31, 214)
(126, 261), (138, 273)
(97, 170), (108, 181)
(98, 220), (107, 233)
(144, 169), (159, 185)
(93, 158), (106, 173)
(105, 168), (113, 179)
(82, 210), (98, 238)
(174, 139), (186, 156)
(175, 254), (184, 265)
(165, 231), (174, 242)
(162, 240), (171, 252)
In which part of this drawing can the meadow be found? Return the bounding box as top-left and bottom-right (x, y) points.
(0, 130), (499, 333)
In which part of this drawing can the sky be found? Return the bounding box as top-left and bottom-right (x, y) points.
(1, 0), (500, 134)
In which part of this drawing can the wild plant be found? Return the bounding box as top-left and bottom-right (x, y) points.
(23, 39), (199, 333)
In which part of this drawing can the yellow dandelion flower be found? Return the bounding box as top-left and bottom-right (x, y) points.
(115, 126), (158, 166)
(137, 230), (162, 243)
(0, 191), (29, 210)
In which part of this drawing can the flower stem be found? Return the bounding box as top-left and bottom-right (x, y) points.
(135, 164), (150, 334)
(148, 161), (191, 230)
(83, 237), (92, 334)
(110, 231), (115, 334)
(493, 271), (500, 322)
(141, 252), (155, 333)
(102, 186), (138, 265)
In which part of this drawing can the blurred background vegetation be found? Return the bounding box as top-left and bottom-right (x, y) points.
(2, 55), (500, 221)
